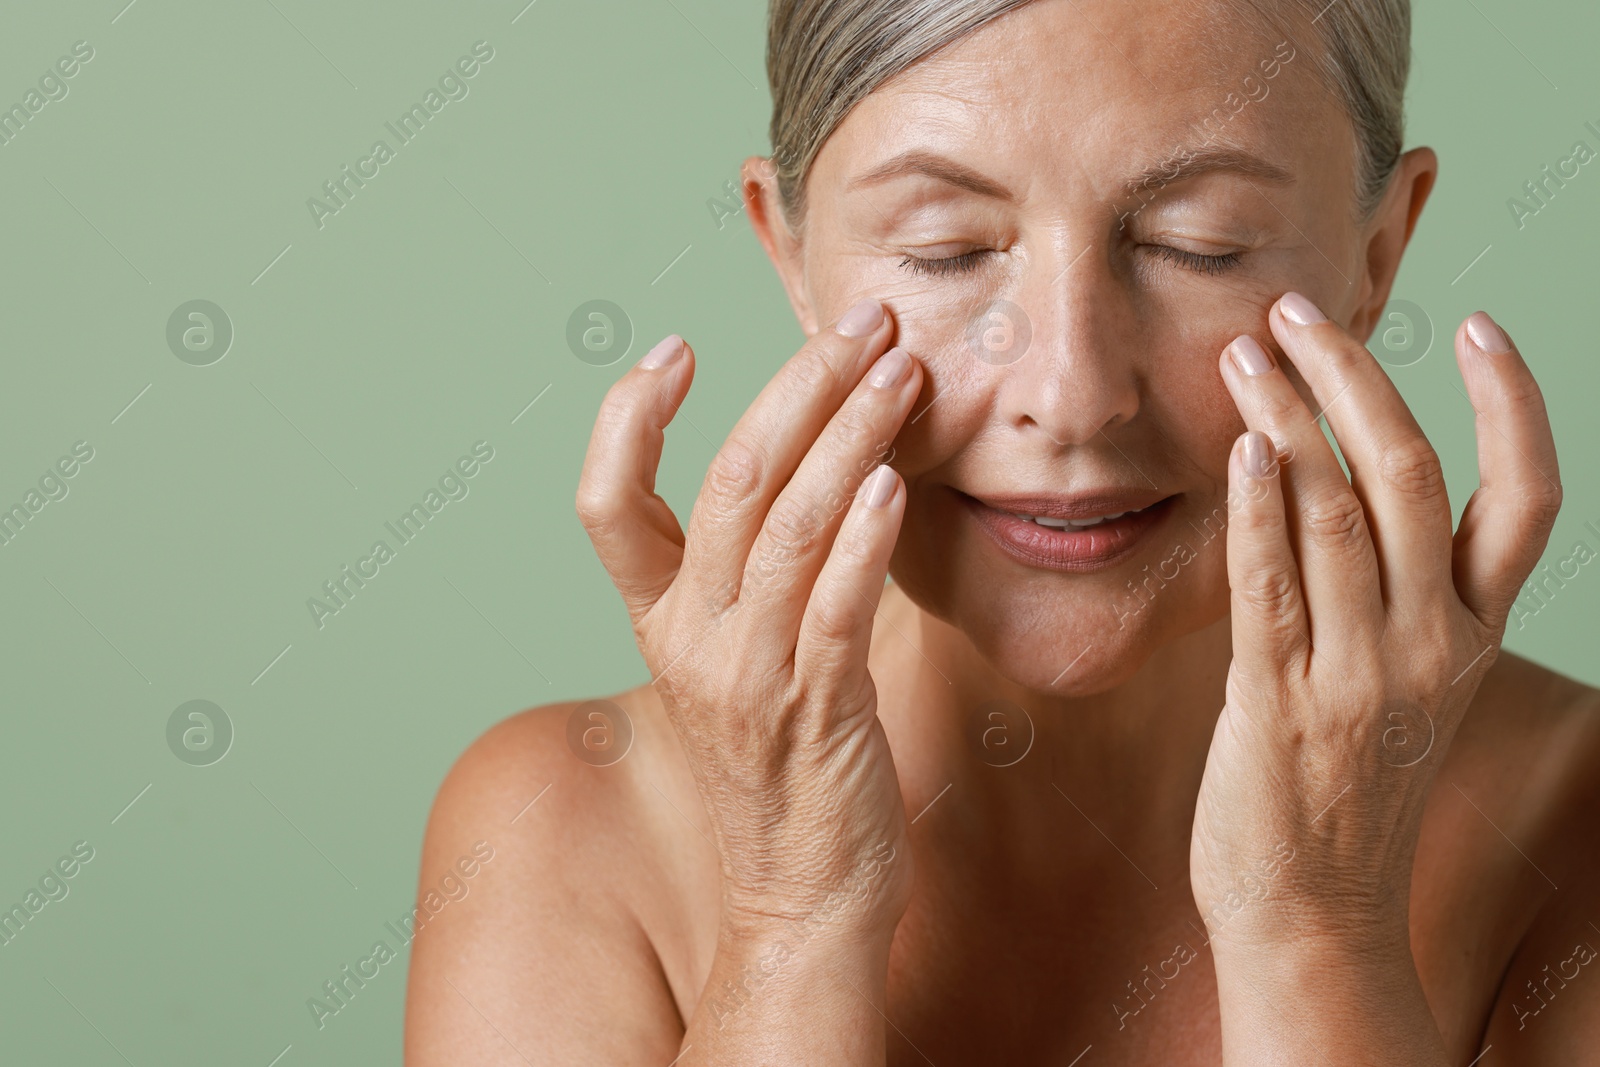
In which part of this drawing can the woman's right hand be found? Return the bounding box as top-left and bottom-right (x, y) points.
(576, 298), (921, 992)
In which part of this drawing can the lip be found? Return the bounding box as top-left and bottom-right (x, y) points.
(957, 487), (1177, 572)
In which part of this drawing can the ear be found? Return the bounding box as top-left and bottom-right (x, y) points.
(741, 155), (820, 335)
(1347, 146), (1439, 343)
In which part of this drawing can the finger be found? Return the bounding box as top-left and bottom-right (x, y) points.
(795, 463), (904, 702)
(1220, 333), (1384, 641)
(739, 345), (921, 636)
(1226, 430), (1310, 682)
(1449, 312), (1563, 630)
(575, 333), (695, 626)
(680, 297), (896, 611)
(1268, 293), (1454, 616)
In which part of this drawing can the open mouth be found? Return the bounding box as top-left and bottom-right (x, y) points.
(996, 506), (1154, 530)
(955, 489), (1178, 572)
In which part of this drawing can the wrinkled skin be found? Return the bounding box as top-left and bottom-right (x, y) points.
(405, 2), (1600, 1065)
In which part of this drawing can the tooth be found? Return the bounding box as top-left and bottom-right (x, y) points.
(1006, 508), (1143, 528)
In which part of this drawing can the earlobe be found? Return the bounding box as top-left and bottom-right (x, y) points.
(1351, 147), (1439, 344)
(741, 154), (818, 334)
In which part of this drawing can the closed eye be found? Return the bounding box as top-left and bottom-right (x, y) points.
(899, 245), (1243, 277)
(898, 249), (992, 277)
(1146, 245), (1243, 275)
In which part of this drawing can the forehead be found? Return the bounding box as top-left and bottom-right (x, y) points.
(812, 0), (1348, 196)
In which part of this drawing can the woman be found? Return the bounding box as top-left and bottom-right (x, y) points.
(405, 0), (1600, 1062)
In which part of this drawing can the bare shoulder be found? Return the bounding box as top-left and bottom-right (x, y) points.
(1426, 650), (1600, 1060)
(1447, 648), (1600, 815)
(403, 684), (714, 1065)
(1435, 648), (1600, 880)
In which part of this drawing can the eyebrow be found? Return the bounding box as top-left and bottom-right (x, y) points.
(851, 150), (1016, 201)
(1124, 145), (1296, 195)
(850, 145), (1296, 202)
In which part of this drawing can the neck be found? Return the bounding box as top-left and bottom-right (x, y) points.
(874, 580), (1233, 854)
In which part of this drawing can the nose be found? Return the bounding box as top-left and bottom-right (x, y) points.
(985, 243), (1141, 448)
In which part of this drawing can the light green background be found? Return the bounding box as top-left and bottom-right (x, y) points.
(0, 1), (1594, 1063)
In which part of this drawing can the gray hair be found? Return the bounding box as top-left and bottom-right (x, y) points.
(765, 0), (1410, 232)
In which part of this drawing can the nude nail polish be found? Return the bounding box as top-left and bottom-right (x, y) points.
(1244, 431), (1274, 479)
(1279, 292), (1326, 326)
(868, 347), (911, 389)
(1466, 311), (1511, 354)
(863, 463), (896, 508)
(1229, 335), (1274, 376)
(640, 334), (684, 369)
(836, 298), (885, 338)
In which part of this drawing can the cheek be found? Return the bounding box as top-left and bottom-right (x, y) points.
(1161, 339), (1245, 456)
(871, 286), (999, 474)
(1156, 290), (1272, 450)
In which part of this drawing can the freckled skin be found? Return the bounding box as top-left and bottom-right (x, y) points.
(404, 2), (1600, 1064)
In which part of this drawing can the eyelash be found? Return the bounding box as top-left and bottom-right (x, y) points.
(896, 245), (1244, 277)
(1148, 245), (1243, 275)
(898, 249), (990, 277)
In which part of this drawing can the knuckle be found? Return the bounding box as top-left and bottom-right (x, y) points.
(829, 399), (880, 448)
(1518, 480), (1564, 531)
(827, 511), (877, 573)
(790, 347), (843, 395)
(806, 594), (857, 647)
(1234, 565), (1300, 619)
(575, 501), (622, 546)
(702, 436), (765, 509)
(1321, 337), (1369, 373)
(763, 493), (823, 558)
(591, 377), (650, 442)
(1376, 437), (1446, 502)
(1256, 390), (1306, 431)
(1501, 368), (1549, 413)
(1299, 491), (1368, 550)
(573, 481), (616, 531)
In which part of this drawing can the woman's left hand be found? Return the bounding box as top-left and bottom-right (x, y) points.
(1189, 293), (1562, 1063)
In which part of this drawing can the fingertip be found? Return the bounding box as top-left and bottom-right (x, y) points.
(862, 463), (899, 510)
(1227, 430), (1281, 515)
(1277, 291), (1328, 328)
(1242, 430), (1275, 482)
(1464, 311), (1513, 356)
(835, 297), (887, 339)
(639, 334), (686, 370)
(1227, 334), (1276, 377)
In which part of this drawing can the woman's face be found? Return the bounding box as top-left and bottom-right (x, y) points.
(750, 0), (1424, 694)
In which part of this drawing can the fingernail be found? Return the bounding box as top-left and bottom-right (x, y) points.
(1244, 431), (1274, 479)
(868, 346), (911, 389)
(1229, 335), (1274, 376)
(835, 297), (885, 338)
(1279, 292), (1326, 326)
(863, 463), (897, 509)
(640, 334), (684, 369)
(1466, 311), (1511, 354)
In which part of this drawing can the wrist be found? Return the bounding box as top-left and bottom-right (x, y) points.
(1208, 924), (1447, 1066)
(719, 883), (903, 956)
(1215, 909), (1409, 955)
(1210, 920), (1414, 978)
(719, 841), (909, 947)
(700, 908), (895, 1039)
